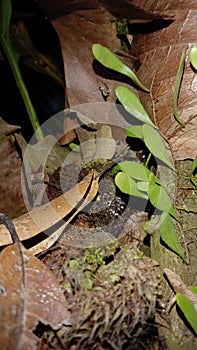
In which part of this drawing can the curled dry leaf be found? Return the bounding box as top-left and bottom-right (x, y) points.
(0, 241), (71, 350)
(164, 268), (197, 313)
(58, 116), (78, 145)
(29, 170), (99, 255)
(0, 118), (26, 218)
(0, 171), (94, 247)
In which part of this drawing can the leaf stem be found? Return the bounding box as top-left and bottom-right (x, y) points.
(144, 152), (152, 168)
(0, 0), (43, 141)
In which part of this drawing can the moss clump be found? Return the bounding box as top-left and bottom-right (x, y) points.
(40, 241), (161, 350)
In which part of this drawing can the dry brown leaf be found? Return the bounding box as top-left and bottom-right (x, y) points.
(0, 171), (94, 246)
(58, 116), (78, 145)
(35, 0), (168, 107)
(29, 170), (99, 255)
(52, 7), (119, 106)
(130, 0), (197, 159)
(37, 0), (164, 25)
(40, 0), (143, 106)
(0, 119), (26, 218)
(0, 242), (23, 349)
(164, 268), (197, 312)
(0, 241), (71, 350)
(16, 134), (69, 198)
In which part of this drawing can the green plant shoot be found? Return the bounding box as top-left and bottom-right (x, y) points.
(148, 174), (178, 219)
(190, 156), (197, 187)
(173, 49), (185, 127)
(0, 0), (43, 141)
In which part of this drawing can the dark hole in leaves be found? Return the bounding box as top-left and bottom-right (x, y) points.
(33, 321), (51, 338)
(128, 19), (174, 35)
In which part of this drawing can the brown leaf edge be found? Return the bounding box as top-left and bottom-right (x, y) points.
(0, 214), (71, 350)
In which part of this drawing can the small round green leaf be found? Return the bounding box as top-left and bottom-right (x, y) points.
(190, 46), (197, 70)
(189, 286), (197, 294)
(118, 160), (161, 184)
(115, 172), (148, 199)
(118, 161), (150, 181)
(69, 143), (80, 152)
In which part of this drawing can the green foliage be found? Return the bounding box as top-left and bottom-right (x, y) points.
(136, 181), (149, 192)
(113, 18), (129, 35)
(142, 124), (175, 170)
(68, 249), (105, 291)
(112, 18), (131, 51)
(160, 212), (185, 261)
(148, 180), (178, 220)
(173, 49), (185, 127)
(190, 156), (197, 187)
(190, 45), (197, 70)
(0, 0), (43, 141)
(92, 44), (149, 92)
(189, 286), (197, 294)
(115, 86), (155, 126)
(118, 160), (160, 183)
(176, 293), (197, 335)
(83, 248), (105, 267)
(69, 142), (81, 152)
(126, 125), (143, 138)
(115, 171), (148, 199)
(92, 43), (185, 260)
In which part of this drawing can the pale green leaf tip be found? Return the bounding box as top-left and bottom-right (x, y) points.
(92, 44), (149, 92)
(190, 46), (197, 70)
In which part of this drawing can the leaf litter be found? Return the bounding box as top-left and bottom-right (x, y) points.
(0, 213), (71, 350)
(0, 1), (197, 348)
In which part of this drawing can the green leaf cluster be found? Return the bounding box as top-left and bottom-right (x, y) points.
(92, 44), (186, 261)
(113, 18), (129, 35)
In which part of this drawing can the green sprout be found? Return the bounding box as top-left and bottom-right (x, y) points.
(0, 0), (43, 141)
